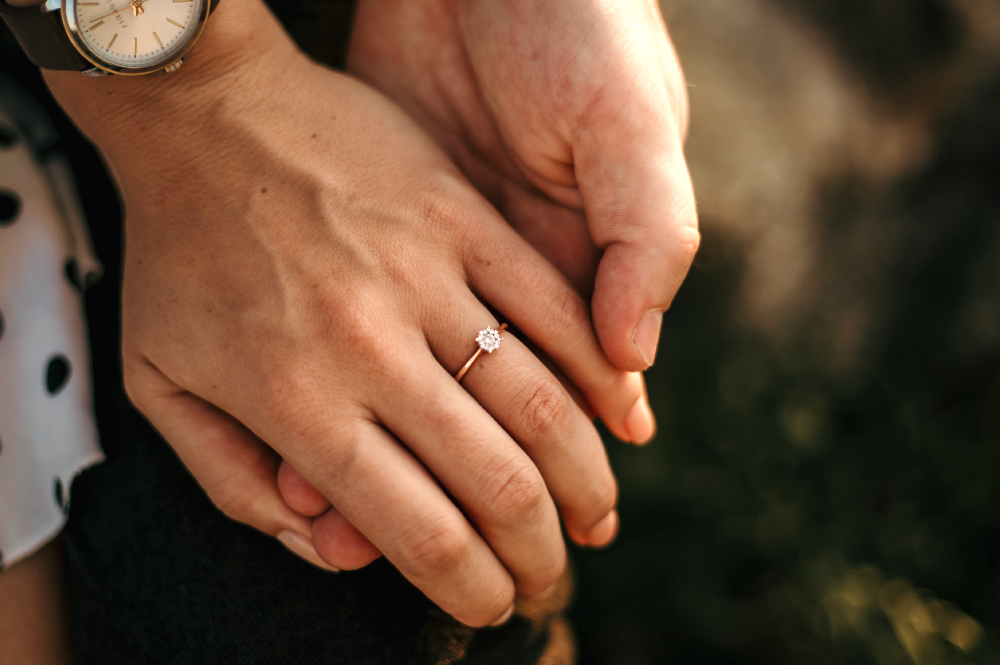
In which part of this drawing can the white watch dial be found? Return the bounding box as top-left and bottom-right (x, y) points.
(70, 0), (204, 69)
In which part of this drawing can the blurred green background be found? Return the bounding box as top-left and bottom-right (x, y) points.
(569, 1), (1000, 663)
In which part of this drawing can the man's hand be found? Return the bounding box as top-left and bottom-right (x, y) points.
(350, 0), (699, 380)
(44, 0), (645, 626)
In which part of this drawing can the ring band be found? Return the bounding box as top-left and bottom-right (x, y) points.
(455, 323), (508, 382)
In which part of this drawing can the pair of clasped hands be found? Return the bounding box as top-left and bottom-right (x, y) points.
(47, 0), (697, 627)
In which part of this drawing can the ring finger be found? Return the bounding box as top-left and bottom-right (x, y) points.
(376, 335), (567, 596)
(423, 298), (619, 547)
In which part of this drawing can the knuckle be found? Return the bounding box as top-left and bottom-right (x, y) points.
(588, 473), (619, 525)
(677, 224), (701, 266)
(531, 549), (568, 595)
(412, 178), (476, 241)
(338, 297), (381, 351)
(319, 288), (385, 362)
(481, 458), (548, 527)
(518, 377), (572, 444)
(456, 589), (516, 629)
(465, 588), (517, 628)
(540, 286), (589, 334)
(399, 517), (473, 582)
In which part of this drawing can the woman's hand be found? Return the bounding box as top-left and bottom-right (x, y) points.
(45, 0), (647, 626)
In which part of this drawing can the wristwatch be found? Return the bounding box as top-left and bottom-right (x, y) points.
(0, 0), (217, 76)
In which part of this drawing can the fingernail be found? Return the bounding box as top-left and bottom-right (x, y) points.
(633, 310), (664, 368)
(277, 530), (340, 573)
(625, 396), (655, 444)
(582, 510), (619, 548)
(489, 604), (515, 627)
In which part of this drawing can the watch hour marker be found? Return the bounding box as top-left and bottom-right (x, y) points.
(89, 20), (104, 29)
(133, 37), (137, 54)
(80, 2), (98, 5)
(167, 18), (182, 27)
(153, 31), (162, 47)
(108, 33), (117, 48)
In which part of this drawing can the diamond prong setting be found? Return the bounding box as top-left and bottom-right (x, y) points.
(476, 326), (503, 353)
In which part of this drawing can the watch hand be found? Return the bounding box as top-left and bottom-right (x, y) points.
(89, 0), (142, 23)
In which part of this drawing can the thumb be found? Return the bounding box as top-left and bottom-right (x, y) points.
(277, 461), (383, 570)
(576, 94), (699, 372)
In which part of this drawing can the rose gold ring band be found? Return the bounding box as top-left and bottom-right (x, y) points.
(455, 323), (508, 382)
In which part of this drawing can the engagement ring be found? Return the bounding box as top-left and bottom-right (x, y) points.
(455, 324), (507, 382)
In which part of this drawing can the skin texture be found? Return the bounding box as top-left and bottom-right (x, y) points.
(43, 0), (655, 627)
(280, 0), (699, 571)
(0, 540), (72, 665)
(348, 0), (699, 371)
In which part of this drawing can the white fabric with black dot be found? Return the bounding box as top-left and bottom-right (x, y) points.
(0, 108), (104, 572)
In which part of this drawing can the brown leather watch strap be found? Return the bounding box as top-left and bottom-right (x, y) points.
(0, 2), (91, 70)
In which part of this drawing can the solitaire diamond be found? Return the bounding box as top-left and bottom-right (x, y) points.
(476, 326), (503, 353)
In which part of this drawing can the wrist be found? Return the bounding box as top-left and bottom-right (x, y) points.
(42, 0), (301, 160)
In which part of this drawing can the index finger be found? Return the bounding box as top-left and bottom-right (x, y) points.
(575, 43), (699, 373)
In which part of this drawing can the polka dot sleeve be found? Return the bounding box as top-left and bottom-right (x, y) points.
(0, 108), (104, 571)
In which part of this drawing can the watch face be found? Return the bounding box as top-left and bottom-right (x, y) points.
(64, 0), (209, 74)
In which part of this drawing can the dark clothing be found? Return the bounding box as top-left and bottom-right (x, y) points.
(63, 387), (553, 665)
(1, 4), (569, 662)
